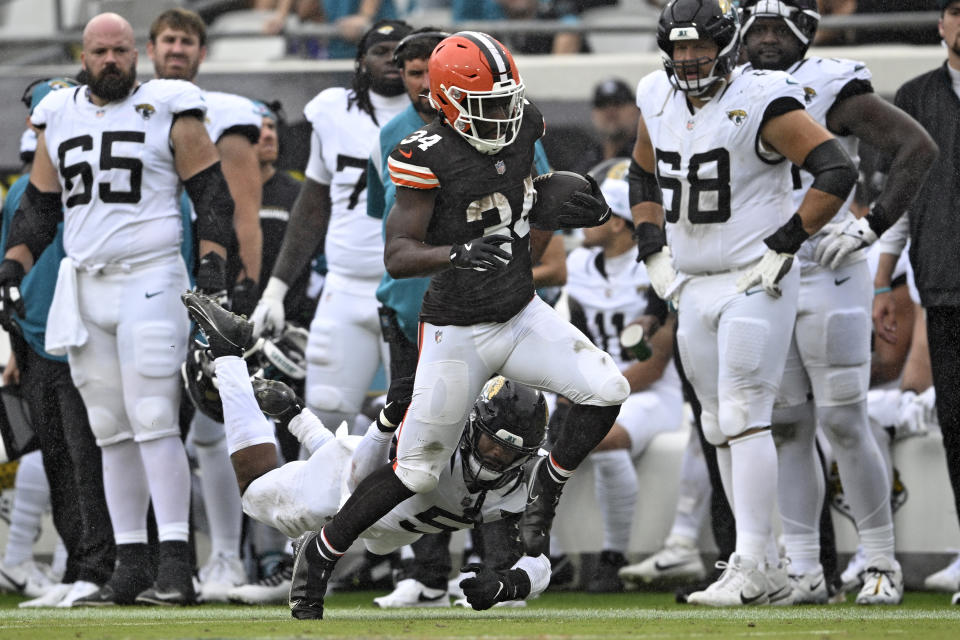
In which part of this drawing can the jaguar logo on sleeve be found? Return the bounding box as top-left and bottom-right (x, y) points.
(726, 109), (747, 126)
(135, 103), (156, 120)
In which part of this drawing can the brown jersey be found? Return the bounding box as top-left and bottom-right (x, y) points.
(387, 101), (545, 326)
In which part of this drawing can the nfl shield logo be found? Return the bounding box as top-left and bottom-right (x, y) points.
(495, 160), (506, 175)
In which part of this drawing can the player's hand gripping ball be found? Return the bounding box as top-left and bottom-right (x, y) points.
(530, 171), (610, 231)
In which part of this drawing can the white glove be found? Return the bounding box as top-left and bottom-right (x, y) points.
(736, 249), (794, 298)
(895, 390), (931, 440)
(250, 276), (289, 338)
(644, 246), (678, 302)
(813, 216), (878, 270)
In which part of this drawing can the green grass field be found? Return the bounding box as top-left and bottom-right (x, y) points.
(2, 591), (959, 639)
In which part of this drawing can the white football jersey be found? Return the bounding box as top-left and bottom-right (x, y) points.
(769, 57), (872, 266)
(566, 248), (681, 396)
(638, 67), (805, 274)
(303, 88), (408, 279)
(367, 450), (526, 543)
(32, 79), (205, 266)
(201, 90), (261, 144)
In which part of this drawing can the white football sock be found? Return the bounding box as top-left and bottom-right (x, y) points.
(715, 444), (734, 509)
(190, 420), (243, 558)
(3, 451), (48, 566)
(591, 449), (637, 552)
(669, 430), (711, 541)
(730, 431), (777, 564)
(860, 523), (897, 566)
(101, 439), (149, 544)
(772, 402), (823, 572)
(216, 356), (278, 455)
(138, 435), (191, 542)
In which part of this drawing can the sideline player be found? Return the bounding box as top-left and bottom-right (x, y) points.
(181, 291), (553, 611)
(0, 13), (235, 605)
(285, 31), (627, 619)
(740, 0), (937, 604)
(564, 161), (684, 592)
(630, 0), (858, 606)
(146, 7), (265, 601)
(251, 20), (414, 435)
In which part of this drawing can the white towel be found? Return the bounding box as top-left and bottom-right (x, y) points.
(44, 258), (88, 356)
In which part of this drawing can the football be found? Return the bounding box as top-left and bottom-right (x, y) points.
(530, 171), (592, 231)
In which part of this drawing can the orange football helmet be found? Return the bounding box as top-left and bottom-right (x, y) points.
(428, 31), (525, 155)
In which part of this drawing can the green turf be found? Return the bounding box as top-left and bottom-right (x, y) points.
(1, 591), (958, 639)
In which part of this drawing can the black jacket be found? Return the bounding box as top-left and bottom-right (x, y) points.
(894, 62), (960, 307)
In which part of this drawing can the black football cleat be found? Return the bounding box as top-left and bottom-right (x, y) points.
(252, 378), (304, 420)
(520, 456), (563, 558)
(289, 531), (336, 620)
(72, 544), (154, 607)
(181, 290), (254, 358)
(135, 541), (197, 606)
(586, 550), (627, 593)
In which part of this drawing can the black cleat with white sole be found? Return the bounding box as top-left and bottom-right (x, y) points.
(181, 290), (254, 358)
(289, 532), (336, 620)
(519, 457), (563, 558)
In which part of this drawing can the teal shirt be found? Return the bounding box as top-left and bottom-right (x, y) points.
(367, 106), (551, 344)
(0, 174), (67, 362)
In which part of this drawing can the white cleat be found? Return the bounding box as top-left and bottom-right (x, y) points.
(0, 559), (58, 598)
(764, 561), (793, 606)
(840, 545), (867, 594)
(924, 553), (960, 593)
(855, 556), (903, 605)
(951, 591), (959, 605)
(687, 554), (767, 607)
(781, 566), (829, 605)
(618, 535), (706, 585)
(227, 558), (293, 605)
(372, 578), (449, 608)
(198, 552), (248, 603)
(58, 581), (100, 608)
(453, 596), (526, 608)
(18, 582), (71, 608)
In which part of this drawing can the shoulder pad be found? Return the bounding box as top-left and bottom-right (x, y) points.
(139, 79), (206, 115)
(29, 86), (76, 126)
(303, 87), (349, 122)
(387, 126), (443, 190)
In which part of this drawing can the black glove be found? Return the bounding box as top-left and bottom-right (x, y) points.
(449, 234), (512, 272)
(230, 277), (258, 318)
(0, 258), (26, 335)
(195, 251), (227, 302)
(379, 374), (414, 430)
(556, 174), (611, 229)
(459, 563), (531, 611)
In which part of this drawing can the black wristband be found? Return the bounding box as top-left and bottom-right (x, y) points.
(865, 202), (890, 237)
(502, 569), (532, 602)
(763, 213), (809, 254)
(633, 222), (666, 262)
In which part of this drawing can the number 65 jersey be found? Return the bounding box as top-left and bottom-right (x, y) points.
(30, 79), (205, 266)
(638, 67), (806, 275)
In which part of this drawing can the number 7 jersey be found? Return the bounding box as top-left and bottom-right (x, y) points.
(31, 79), (206, 266)
(638, 67), (806, 275)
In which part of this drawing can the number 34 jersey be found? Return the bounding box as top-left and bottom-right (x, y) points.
(387, 101), (544, 327)
(31, 79), (205, 266)
(638, 67), (806, 275)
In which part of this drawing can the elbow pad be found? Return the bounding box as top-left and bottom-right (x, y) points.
(7, 182), (62, 259)
(185, 162), (236, 248)
(628, 157), (662, 207)
(802, 139), (858, 200)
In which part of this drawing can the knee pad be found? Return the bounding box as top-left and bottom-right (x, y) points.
(700, 410), (725, 446)
(824, 309), (869, 368)
(820, 368), (867, 404)
(409, 360), (469, 426)
(87, 405), (133, 446)
(189, 410), (225, 447)
(394, 463), (440, 494)
(722, 318), (769, 375)
(131, 396), (179, 442)
(818, 403), (869, 450)
(134, 321), (183, 377)
(772, 402), (810, 427)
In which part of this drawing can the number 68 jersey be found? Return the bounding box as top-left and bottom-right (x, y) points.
(638, 67), (806, 275)
(30, 79), (206, 266)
